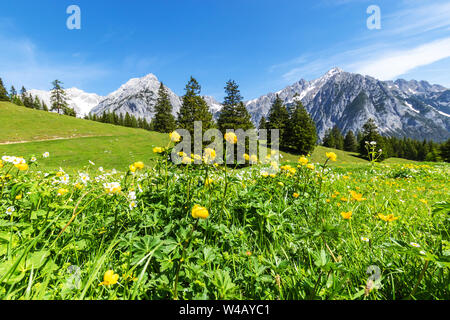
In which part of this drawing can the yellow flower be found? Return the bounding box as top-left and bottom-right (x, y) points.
(182, 156), (192, 164)
(0, 160), (3, 168)
(298, 156), (308, 166)
(74, 183), (84, 190)
(204, 148), (216, 161)
(293, 192), (299, 198)
(205, 178), (214, 186)
(349, 190), (366, 202)
(278, 182), (284, 187)
(15, 194), (22, 200)
(306, 163), (315, 170)
(250, 154), (258, 164)
(104, 182), (121, 194)
(378, 213), (398, 222)
(57, 188), (69, 196)
(133, 161), (145, 170)
(153, 147), (165, 154)
(243, 153), (250, 161)
(419, 199), (428, 205)
(15, 163), (29, 171)
(191, 205), (209, 219)
(129, 164), (137, 172)
(178, 151), (187, 157)
(224, 132), (237, 144)
(99, 270), (119, 286)
(341, 211), (352, 220)
(169, 131), (181, 142)
(261, 172), (269, 178)
(326, 152), (337, 162)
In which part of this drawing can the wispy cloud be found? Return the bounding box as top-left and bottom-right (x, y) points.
(271, 1), (450, 84)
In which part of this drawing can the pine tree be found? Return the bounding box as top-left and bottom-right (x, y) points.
(177, 76), (214, 136)
(50, 80), (68, 114)
(258, 116), (267, 131)
(344, 130), (358, 152)
(153, 83), (176, 133)
(9, 86), (17, 99)
(267, 95), (289, 147)
(218, 80), (244, 132)
(0, 78), (9, 101)
(33, 96), (42, 110)
(358, 118), (385, 160)
(285, 98), (317, 155)
(322, 129), (335, 148)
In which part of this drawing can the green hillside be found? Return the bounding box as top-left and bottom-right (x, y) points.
(0, 101), (416, 170)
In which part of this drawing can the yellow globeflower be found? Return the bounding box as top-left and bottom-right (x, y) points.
(99, 270), (119, 286)
(224, 132), (237, 144)
(129, 164), (137, 173)
(191, 205), (209, 219)
(134, 161), (145, 170)
(326, 152), (337, 162)
(250, 154), (258, 164)
(169, 131), (181, 142)
(15, 163), (29, 171)
(298, 156), (308, 166)
(153, 147), (165, 154)
(306, 163), (315, 170)
(243, 154), (250, 161)
(204, 148), (216, 160)
(0, 160), (3, 168)
(341, 211), (352, 220)
(57, 188), (69, 196)
(15, 194), (22, 200)
(182, 156), (192, 164)
(293, 192), (299, 198)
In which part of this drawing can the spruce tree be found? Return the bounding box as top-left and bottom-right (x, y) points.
(218, 80), (243, 131)
(9, 86), (17, 100)
(267, 95), (289, 148)
(50, 80), (68, 114)
(258, 116), (267, 131)
(0, 78), (9, 101)
(153, 83), (176, 133)
(177, 76), (214, 136)
(358, 118), (385, 160)
(344, 130), (358, 152)
(440, 139), (450, 163)
(285, 98), (317, 155)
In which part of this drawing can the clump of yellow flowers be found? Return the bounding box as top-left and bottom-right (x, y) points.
(224, 132), (237, 144)
(99, 270), (119, 286)
(191, 205), (209, 219)
(129, 161), (145, 173)
(326, 152), (337, 162)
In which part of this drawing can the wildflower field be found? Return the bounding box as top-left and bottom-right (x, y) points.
(0, 132), (449, 301)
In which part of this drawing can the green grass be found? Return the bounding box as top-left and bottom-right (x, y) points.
(0, 101), (420, 171)
(0, 102), (167, 170)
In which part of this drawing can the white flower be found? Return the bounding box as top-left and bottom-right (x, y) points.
(43, 152), (50, 158)
(30, 157), (37, 162)
(12, 157), (26, 165)
(79, 173), (90, 184)
(89, 160), (95, 165)
(128, 191), (136, 200)
(60, 174), (70, 184)
(370, 141), (377, 145)
(419, 250), (426, 255)
(410, 242), (421, 248)
(98, 167), (104, 172)
(6, 206), (15, 215)
(2, 156), (12, 162)
(129, 201), (137, 210)
(360, 237), (370, 242)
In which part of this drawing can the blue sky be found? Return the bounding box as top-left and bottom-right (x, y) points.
(1, 0), (449, 100)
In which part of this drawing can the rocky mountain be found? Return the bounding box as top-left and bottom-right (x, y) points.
(29, 88), (104, 117)
(90, 74), (182, 122)
(87, 69), (449, 142)
(245, 68), (450, 142)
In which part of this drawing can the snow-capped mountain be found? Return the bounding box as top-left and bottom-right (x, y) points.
(245, 68), (450, 142)
(29, 88), (104, 117)
(88, 69), (449, 142)
(90, 74), (182, 121)
(90, 74), (223, 121)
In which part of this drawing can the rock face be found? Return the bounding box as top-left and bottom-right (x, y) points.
(84, 69), (449, 142)
(245, 68), (450, 142)
(90, 74), (182, 122)
(29, 88), (104, 117)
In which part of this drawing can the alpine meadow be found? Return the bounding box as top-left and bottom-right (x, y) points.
(0, 0), (449, 304)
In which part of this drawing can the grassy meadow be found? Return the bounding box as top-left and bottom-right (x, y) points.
(0, 102), (449, 300)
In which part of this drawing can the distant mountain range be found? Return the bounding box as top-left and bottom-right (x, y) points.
(30, 68), (450, 142)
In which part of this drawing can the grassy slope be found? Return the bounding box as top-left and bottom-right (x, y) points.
(0, 101), (417, 170)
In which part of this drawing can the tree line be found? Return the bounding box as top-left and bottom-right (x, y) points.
(0, 78), (76, 116)
(1, 76), (449, 162)
(322, 119), (450, 162)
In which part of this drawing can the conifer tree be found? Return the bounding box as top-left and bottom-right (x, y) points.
(358, 118), (386, 160)
(0, 78), (10, 101)
(153, 83), (176, 133)
(285, 98), (317, 155)
(9, 86), (17, 99)
(177, 76), (214, 136)
(344, 130), (358, 152)
(218, 80), (245, 131)
(258, 116), (267, 131)
(50, 80), (68, 114)
(267, 95), (289, 147)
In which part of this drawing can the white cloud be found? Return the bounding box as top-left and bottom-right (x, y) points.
(352, 37), (450, 80)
